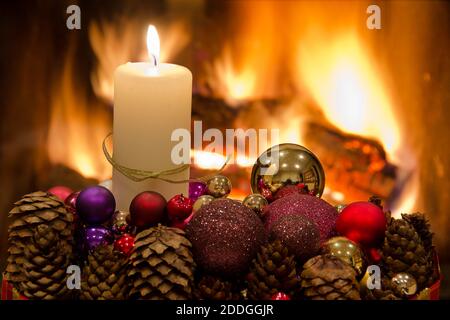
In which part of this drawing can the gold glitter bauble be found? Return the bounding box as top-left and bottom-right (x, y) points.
(206, 175), (232, 198)
(242, 194), (268, 218)
(322, 236), (367, 279)
(391, 273), (417, 296)
(193, 195), (215, 212)
(251, 143), (325, 197)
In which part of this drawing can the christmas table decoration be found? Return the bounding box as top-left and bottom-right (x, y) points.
(300, 254), (361, 300)
(186, 199), (266, 277)
(246, 240), (301, 300)
(321, 236), (367, 279)
(268, 214), (320, 262)
(80, 244), (129, 300)
(263, 193), (339, 242)
(83, 226), (113, 251)
(250, 143), (325, 200)
(192, 195), (215, 212)
(4, 191), (74, 299)
(76, 186), (116, 225)
(188, 181), (207, 202)
(127, 225), (195, 300)
(129, 191), (167, 229)
(1, 144), (442, 301)
(48, 186), (74, 202)
(242, 193), (268, 218)
(194, 275), (241, 300)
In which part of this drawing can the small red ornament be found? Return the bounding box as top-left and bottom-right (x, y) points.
(129, 191), (167, 229)
(336, 201), (387, 247)
(260, 187), (274, 203)
(48, 186), (73, 202)
(114, 233), (135, 255)
(271, 292), (291, 300)
(367, 247), (382, 263)
(65, 191), (80, 214)
(167, 194), (194, 221)
(170, 212), (194, 230)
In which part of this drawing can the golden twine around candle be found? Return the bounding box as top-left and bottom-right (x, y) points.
(102, 133), (230, 184)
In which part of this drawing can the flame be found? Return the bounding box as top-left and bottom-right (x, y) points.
(89, 19), (189, 102)
(298, 33), (400, 158)
(203, 1), (285, 104)
(147, 25), (160, 65)
(208, 46), (256, 103)
(48, 40), (111, 180)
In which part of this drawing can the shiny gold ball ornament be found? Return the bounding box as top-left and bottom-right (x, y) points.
(206, 175), (232, 198)
(322, 236), (367, 279)
(242, 194), (269, 218)
(251, 143), (325, 197)
(391, 273), (417, 296)
(335, 204), (346, 213)
(193, 195), (215, 212)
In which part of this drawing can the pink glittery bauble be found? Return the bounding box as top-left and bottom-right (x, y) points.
(186, 198), (266, 277)
(264, 193), (338, 242)
(270, 214), (320, 261)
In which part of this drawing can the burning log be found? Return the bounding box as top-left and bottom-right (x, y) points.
(192, 94), (397, 204)
(303, 122), (397, 203)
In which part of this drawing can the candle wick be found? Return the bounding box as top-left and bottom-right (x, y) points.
(151, 53), (158, 67)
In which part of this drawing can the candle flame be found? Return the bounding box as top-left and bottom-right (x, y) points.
(147, 25), (160, 66)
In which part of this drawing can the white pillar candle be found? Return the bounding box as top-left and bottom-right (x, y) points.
(112, 25), (192, 210)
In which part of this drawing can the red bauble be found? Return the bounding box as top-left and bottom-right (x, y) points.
(129, 191), (167, 229)
(167, 194), (194, 221)
(65, 191), (79, 214)
(170, 212), (194, 230)
(114, 233), (135, 255)
(48, 186), (73, 202)
(367, 247), (382, 263)
(260, 187), (274, 203)
(271, 292), (291, 300)
(336, 202), (387, 247)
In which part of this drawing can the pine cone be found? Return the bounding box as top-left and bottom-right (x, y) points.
(381, 218), (434, 290)
(361, 277), (402, 300)
(19, 224), (73, 299)
(81, 245), (129, 300)
(301, 255), (361, 300)
(5, 191), (74, 299)
(127, 225), (195, 300)
(247, 240), (301, 300)
(195, 275), (241, 300)
(401, 213), (433, 251)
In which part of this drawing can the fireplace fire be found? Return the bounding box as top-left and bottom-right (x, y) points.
(0, 0), (449, 296)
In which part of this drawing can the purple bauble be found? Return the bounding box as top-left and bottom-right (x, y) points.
(189, 181), (207, 201)
(76, 186), (116, 225)
(83, 226), (113, 251)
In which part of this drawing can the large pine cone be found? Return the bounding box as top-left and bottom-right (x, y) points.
(381, 218), (434, 289)
(247, 240), (301, 300)
(81, 245), (128, 300)
(301, 255), (361, 300)
(194, 275), (241, 300)
(5, 191), (74, 298)
(19, 224), (73, 299)
(128, 225), (195, 300)
(401, 213), (434, 251)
